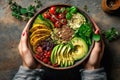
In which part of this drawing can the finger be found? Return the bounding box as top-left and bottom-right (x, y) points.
(18, 42), (22, 56)
(20, 18), (33, 49)
(20, 31), (28, 50)
(95, 29), (99, 34)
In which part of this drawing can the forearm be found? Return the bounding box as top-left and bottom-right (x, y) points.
(12, 66), (45, 80)
(80, 68), (107, 80)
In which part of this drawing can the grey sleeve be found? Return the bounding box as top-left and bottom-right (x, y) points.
(80, 68), (107, 80)
(12, 66), (45, 80)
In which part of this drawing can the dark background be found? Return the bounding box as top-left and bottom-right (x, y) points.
(0, 0), (120, 80)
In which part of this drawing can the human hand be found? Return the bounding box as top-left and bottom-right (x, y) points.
(18, 19), (42, 69)
(84, 19), (105, 70)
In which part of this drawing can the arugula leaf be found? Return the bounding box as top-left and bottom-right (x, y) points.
(78, 23), (92, 38)
(74, 23), (93, 46)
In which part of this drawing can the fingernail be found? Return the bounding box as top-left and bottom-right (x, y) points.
(95, 29), (99, 34)
(22, 32), (25, 36)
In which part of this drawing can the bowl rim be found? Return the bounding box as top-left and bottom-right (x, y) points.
(28, 4), (95, 70)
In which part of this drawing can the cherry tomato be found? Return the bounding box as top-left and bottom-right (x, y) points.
(35, 54), (41, 59)
(58, 13), (65, 19)
(50, 15), (57, 22)
(55, 21), (62, 28)
(43, 12), (51, 19)
(49, 6), (56, 14)
(60, 19), (67, 25)
(43, 58), (49, 63)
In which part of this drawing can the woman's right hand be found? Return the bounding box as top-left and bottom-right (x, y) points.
(84, 19), (105, 70)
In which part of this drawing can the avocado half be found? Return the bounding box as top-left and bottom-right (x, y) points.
(50, 37), (88, 67)
(71, 37), (88, 60)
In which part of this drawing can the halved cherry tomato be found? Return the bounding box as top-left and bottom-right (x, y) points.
(43, 58), (49, 63)
(58, 13), (65, 19)
(43, 12), (51, 19)
(60, 18), (67, 25)
(49, 6), (56, 14)
(55, 21), (62, 28)
(50, 15), (58, 22)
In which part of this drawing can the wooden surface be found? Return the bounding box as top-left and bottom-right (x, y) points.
(0, 0), (120, 80)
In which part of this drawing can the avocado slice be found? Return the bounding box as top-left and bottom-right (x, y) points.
(59, 45), (68, 67)
(50, 45), (60, 64)
(71, 37), (88, 60)
(56, 44), (64, 65)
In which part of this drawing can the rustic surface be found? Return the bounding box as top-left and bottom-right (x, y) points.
(0, 0), (120, 80)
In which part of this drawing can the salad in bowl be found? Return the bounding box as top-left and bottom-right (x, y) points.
(28, 4), (95, 70)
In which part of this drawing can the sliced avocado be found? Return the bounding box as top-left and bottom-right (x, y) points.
(62, 45), (70, 67)
(33, 16), (51, 29)
(59, 45), (68, 67)
(71, 37), (88, 60)
(56, 44), (64, 57)
(60, 60), (64, 67)
(56, 44), (64, 65)
(64, 59), (68, 67)
(50, 45), (60, 64)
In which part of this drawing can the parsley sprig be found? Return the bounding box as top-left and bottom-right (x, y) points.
(8, 0), (42, 21)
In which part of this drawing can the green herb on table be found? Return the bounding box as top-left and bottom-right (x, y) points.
(83, 5), (89, 12)
(102, 27), (119, 41)
(8, 0), (42, 21)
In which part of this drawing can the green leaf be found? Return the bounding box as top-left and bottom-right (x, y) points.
(28, 5), (35, 12)
(20, 8), (27, 14)
(66, 12), (72, 20)
(69, 42), (74, 49)
(28, 12), (34, 17)
(92, 34), (101, 41)
(60, 7), (65, 13)
(70, 6), (77, 14)
(56, 7), (60, 13)
(105, 27), (119, 41)
(38, 14), (44, 20)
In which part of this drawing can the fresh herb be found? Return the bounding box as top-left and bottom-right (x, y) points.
(38, 14), (44, 20)
(34, 0), (42, 8)
(66, 12), (72, 20)
(56, 7), (60, 13)
(102, 27), (119, 41)
(92, 34), (101, 41)
(60, 7), (66, 13)
(8, 0), (42, 21)
(83, 5), (89, 12)
(74, 23), (93, 45)
(70, 6), (77, 14)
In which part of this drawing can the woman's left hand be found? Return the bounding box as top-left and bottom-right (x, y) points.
(18, 19), (42, 69)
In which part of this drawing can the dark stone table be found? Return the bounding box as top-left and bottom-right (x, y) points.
(0, 0), (120, 80)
